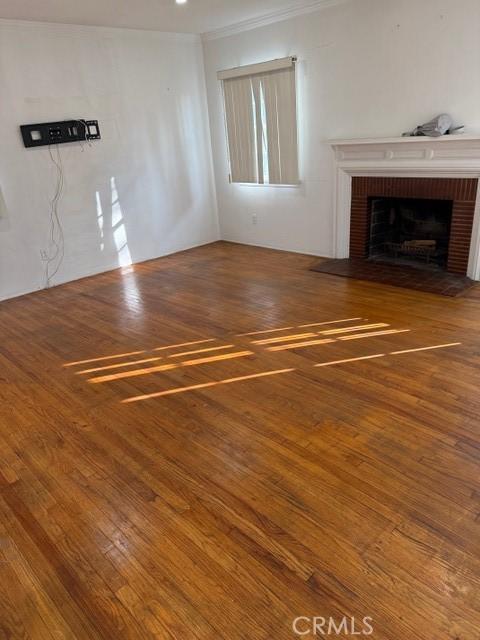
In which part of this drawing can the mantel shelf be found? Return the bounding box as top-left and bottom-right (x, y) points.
(328, 134), (480, 146)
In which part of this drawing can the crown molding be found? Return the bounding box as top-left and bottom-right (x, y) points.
(202, 0), (348, 42)
(0, 18), (200, 42)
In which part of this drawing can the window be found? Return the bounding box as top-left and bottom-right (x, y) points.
(218, 57), (299, 185)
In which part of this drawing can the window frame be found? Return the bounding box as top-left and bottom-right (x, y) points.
(218, 57), (300, 187)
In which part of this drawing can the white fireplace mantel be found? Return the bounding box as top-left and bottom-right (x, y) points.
(328, 134), (480, 280)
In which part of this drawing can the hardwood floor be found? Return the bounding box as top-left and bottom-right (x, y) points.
(0, 240), (479, 639)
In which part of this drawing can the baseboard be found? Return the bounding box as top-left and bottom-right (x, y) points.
(218, 237), (332, 260)
(0, 237), (220, 304)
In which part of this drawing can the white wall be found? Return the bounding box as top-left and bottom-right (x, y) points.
(203, 0), (480, 257)
(0, 20), (219, 301)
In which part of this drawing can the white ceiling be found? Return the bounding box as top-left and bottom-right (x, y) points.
(0, 0), (325, 35)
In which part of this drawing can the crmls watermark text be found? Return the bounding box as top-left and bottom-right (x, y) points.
(292, 616), (374, 636)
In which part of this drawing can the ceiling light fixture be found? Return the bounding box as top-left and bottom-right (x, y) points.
(176, 0), (187, 4)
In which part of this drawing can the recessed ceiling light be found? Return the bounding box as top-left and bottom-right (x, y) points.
(176, 0), (187, 4)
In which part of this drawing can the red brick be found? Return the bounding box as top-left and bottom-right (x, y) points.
(350, 177), (477, 276)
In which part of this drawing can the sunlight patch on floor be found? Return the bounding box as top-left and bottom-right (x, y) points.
(64, 318), (461, 402)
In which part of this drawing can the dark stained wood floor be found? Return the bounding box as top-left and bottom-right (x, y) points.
(1, 241), (480, 639)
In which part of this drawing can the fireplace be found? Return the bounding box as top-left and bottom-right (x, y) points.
(368, 197), (452, 269)
(350, 177), (478, 275)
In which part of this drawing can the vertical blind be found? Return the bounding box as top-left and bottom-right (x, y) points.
(218, 57), (299, 185)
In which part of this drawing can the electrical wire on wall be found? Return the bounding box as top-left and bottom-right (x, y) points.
(75, 120), (93, 152)
(42, 144), (65, 288)
(22, 119), (100, 288)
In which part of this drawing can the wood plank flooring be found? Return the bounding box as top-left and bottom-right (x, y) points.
(0, 241), (480, 639)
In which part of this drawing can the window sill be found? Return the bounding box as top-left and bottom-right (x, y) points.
(232, 182), (301, 188)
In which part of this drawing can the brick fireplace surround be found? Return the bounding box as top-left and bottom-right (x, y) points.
(350, 177), (478, 275)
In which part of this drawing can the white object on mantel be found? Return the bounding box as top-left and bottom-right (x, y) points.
(328, 135), (480, 281)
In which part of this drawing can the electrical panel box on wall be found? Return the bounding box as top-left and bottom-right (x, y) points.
(20, 119), (101, 148)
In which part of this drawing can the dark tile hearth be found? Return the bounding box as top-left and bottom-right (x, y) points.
(310, 258), (477, 296)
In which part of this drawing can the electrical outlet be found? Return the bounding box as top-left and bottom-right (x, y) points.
(252, 213), (258, 225)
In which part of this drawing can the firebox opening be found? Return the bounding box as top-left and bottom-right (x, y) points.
(368, 197), (453, 270)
